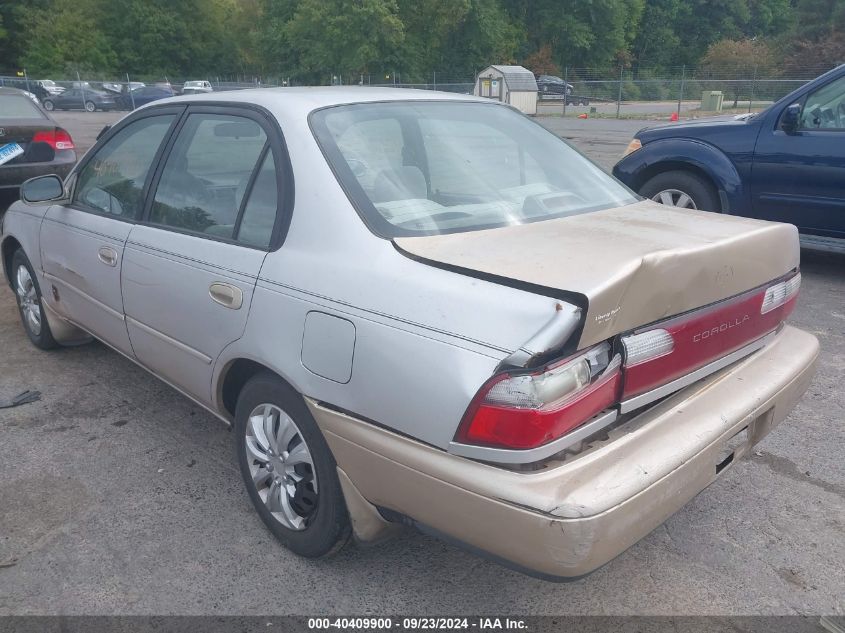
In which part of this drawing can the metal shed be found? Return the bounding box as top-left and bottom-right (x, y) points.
(474, 65), (538, 115)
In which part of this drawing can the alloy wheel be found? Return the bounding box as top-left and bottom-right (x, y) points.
(652, 188), (698, 209)
(244, 403), (318, 531)
(15, 265), (42, 337)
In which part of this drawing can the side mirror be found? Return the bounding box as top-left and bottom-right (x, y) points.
(20, 174), (66, 204)
(782, 103), (802, 133)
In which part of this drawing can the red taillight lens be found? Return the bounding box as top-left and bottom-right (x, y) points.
(456, 343), (622, 450)
(32, 129), (75, 150)
(621, 272), (801, 398)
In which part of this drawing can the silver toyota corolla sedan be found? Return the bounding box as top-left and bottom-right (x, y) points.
(1, 88), (818, 579)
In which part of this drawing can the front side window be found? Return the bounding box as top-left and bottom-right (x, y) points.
(150, 113), (268, 240)
(74, 114), (175, 219)
(311, 101), (637, 237)
(800, 76), (845, 130)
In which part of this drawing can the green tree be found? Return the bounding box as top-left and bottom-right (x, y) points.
(282, 0), (404, 82)
(396, 0), (470, 80)
(441, 0), (521, 77)
(699, 38), (777, 106)
(504, 0), (645, 70)
(20, 0), (117, 76)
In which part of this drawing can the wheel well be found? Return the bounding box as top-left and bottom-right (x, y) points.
(635, 162), (721, 210)
(219, 358), (286, 418)
(1, 236), (21, 288)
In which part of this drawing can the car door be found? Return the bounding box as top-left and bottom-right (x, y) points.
(60, 89), (82, 110)
(750, 74), (845, 238)
(122, 106), (285, 404)
(39, 108), (182, 356)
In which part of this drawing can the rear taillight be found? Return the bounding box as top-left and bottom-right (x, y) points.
(32, 129), (75, 150)
(457, 272), (801, 454)
(761, 274), (801, 314)
(621, 272), (801, 399)
(456, 343), (622, 450)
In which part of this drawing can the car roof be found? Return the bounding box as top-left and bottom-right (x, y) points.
(0, 87), (34, 96)
(144, 86), (487, 118)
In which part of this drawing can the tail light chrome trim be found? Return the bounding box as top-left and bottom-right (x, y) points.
(448, 408), (618, 463)
(619, 330), (776, 414)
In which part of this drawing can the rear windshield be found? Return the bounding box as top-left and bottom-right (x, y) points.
(0, 94), (46, 119)
(310, 101), (637, 237)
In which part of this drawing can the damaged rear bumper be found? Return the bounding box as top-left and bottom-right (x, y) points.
(307, 325), (819, 579)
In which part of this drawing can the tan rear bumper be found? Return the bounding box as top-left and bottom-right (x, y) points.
(308, 325), (819, 579)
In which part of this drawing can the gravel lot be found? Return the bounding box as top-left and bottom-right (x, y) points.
(0, 110), (842, 617)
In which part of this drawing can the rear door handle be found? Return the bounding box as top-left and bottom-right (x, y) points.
(97, 246), (118, 267)
(209, 282), (243, 310)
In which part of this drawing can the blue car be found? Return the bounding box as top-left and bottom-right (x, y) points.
(116, 85), (175, 110)
(613, 64), (845, 251)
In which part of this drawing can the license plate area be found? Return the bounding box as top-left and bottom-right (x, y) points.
(716, 426), (749, 475)
(0, 142), (25, 166)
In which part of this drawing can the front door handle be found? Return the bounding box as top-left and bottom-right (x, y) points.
(97, 246), (118, 267)
(209, 282), (243, 310)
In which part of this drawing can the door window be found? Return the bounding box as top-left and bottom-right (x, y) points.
(74, 114), (176, 219)
(800, 76), (845, 130)
(237, 151), (279, 249)
(149, 113), (268, 240)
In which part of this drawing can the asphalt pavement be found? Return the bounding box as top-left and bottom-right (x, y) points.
(0, 110), (842, 617)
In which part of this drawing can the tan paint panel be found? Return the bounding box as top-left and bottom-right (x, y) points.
(396, 201), (800, 348)
(309, 326), (818, 577)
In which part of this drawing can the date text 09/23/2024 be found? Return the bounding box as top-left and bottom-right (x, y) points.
(307, 618), (528, 630)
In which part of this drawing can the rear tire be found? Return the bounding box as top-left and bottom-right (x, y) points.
(84, 101), (96, 112)
(234, 372), (351, 558)
(640, 170), (720, 212)
(11, 249), (58, 350)
(43, 100), (54, 111)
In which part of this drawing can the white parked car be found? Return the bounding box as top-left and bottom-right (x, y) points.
(181, 80), (213, 95)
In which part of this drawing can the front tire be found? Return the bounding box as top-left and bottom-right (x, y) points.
(43, 100), (54, 111)
(234, 373), (350, 558)
(84, 101), (96, 112)
(11, 249), (58, 350)
(640, 170), (720, 212)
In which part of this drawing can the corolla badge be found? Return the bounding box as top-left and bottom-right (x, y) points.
(693, 314), (750, 342)
(0, 128), (5, 137)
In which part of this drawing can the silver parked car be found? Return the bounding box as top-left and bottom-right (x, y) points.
(1, 88), (818, 579)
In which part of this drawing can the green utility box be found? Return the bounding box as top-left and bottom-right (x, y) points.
(701, 90), (724, 112)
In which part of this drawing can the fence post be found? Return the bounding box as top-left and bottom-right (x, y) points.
(127, 73), (136, 111)
(24, 68), (30, 94)
(433, 70), (436, 91)
(749, 65), (757, 113)
(562, 66), (568, 117)
(77, 71), (86, 110)
(677, 64), (686, 119)
(616, 65), (623, 119)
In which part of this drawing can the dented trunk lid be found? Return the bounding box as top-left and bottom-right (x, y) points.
(394, 201), (799, 348)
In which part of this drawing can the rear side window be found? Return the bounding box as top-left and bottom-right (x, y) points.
(237, 151), (278, 249)
(149, 113), (268, 241)
(74, 115), (175, 219)
(0, 95), (45, 119)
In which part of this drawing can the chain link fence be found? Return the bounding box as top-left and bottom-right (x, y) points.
(1, 63), (839, 116)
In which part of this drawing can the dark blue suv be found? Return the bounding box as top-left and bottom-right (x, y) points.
(613, 64), (845, 251)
